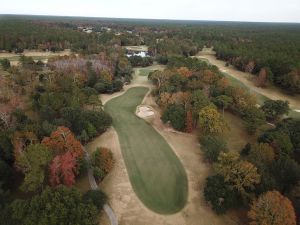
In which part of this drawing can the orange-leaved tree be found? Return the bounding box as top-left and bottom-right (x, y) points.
(92, 147), (114, 174)
(42, 126), (84, 186)
(177, 67), (193, 78)
(185, 110), (193, 133)
(49, 151), (77, 186)
(248, 191), (296, 225)
(42, 126), (84, 158)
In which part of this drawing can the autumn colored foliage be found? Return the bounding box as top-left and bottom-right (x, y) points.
(215, 152), (260, 195)
(198, 105), (229, 135)
(256, 68), (268, 87)
(177, 67), (192, 78)
(42, 126), (84, 186)
(201, 70), (218, 84)
(42, 126), (84, 158)
(0, 94), (24, 130)
(49, 151), (77, 186)
(248, 191), (296, 225)
(93, 147), (114, 174)
(185, 110), (193, 133)
(159, 91), (191, 110)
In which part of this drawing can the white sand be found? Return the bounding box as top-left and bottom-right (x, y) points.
(136, 105), (154, 118)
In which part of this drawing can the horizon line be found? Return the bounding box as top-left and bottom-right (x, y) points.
(1, 13), (300, 24)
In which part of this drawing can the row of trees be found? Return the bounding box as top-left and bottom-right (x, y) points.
(128, 55), (153, 67)
(148, 57), (275, 134)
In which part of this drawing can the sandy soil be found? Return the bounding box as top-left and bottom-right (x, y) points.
(0, 49), (71, 58)
(136, 105), (154, 118)
(0, 49), (72, 66)
(196, 48), (300, 110)
(124, 45), (149, 52)
(86, 66), (240, 225)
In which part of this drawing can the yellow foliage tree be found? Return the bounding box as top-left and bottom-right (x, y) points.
(248, 143), (275, 164)
(198, 105), (229, 135)
(231, 87), (256, 111)
(100, 70), (113, 83)
(248, 191), (296, 225)
(215, 152), (261, 194)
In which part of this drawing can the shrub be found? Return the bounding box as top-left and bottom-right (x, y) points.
(112, 80), (123, 92)
(204, 175), (241, 214)
(92, 147), (114, 181)
(161, 104), (186, 131)
(248, 191), (296, 225)
(83, 190), (107, 210)
(200, 135), (227, 162)
(93, 167), (106, 181)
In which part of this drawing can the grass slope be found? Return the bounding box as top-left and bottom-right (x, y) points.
(105, 87), (187, 214)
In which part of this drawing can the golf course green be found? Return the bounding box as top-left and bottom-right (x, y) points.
(104, 87), (188, 214)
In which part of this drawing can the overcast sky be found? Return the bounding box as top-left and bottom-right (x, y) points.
(1, 0), (300, 23)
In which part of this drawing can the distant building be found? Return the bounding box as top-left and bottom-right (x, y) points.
(126, 51), (148, 58)
(78, 26), (93, 34)
(101, 27), (112, 32)
(83, 29), (93, 34)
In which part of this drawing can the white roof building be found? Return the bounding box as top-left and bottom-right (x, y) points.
(126, 51), (148, 58)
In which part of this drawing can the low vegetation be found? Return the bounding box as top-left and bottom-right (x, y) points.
(92, 147), (114, 182)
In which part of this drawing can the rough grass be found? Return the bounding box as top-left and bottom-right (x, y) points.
(222, 72), (300, 119)
(223, 111), (254, 151)
(104, 87), (188, 214)
(222, 72), (268, 105)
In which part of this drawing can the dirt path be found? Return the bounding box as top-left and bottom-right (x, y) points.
(86, 66), (240, 225)
(0, 49), (72, 66)
(196, 48), (300, 110)
(0, 49), (71, 58)
(123, 45), (148, 52)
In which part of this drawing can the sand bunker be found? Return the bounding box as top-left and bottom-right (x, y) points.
(136, 105), (154, 118)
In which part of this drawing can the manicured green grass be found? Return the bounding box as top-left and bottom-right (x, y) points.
(288, 110), (300, 119)
(105, 87), (188, 214)
(139, 68), (152, 76)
